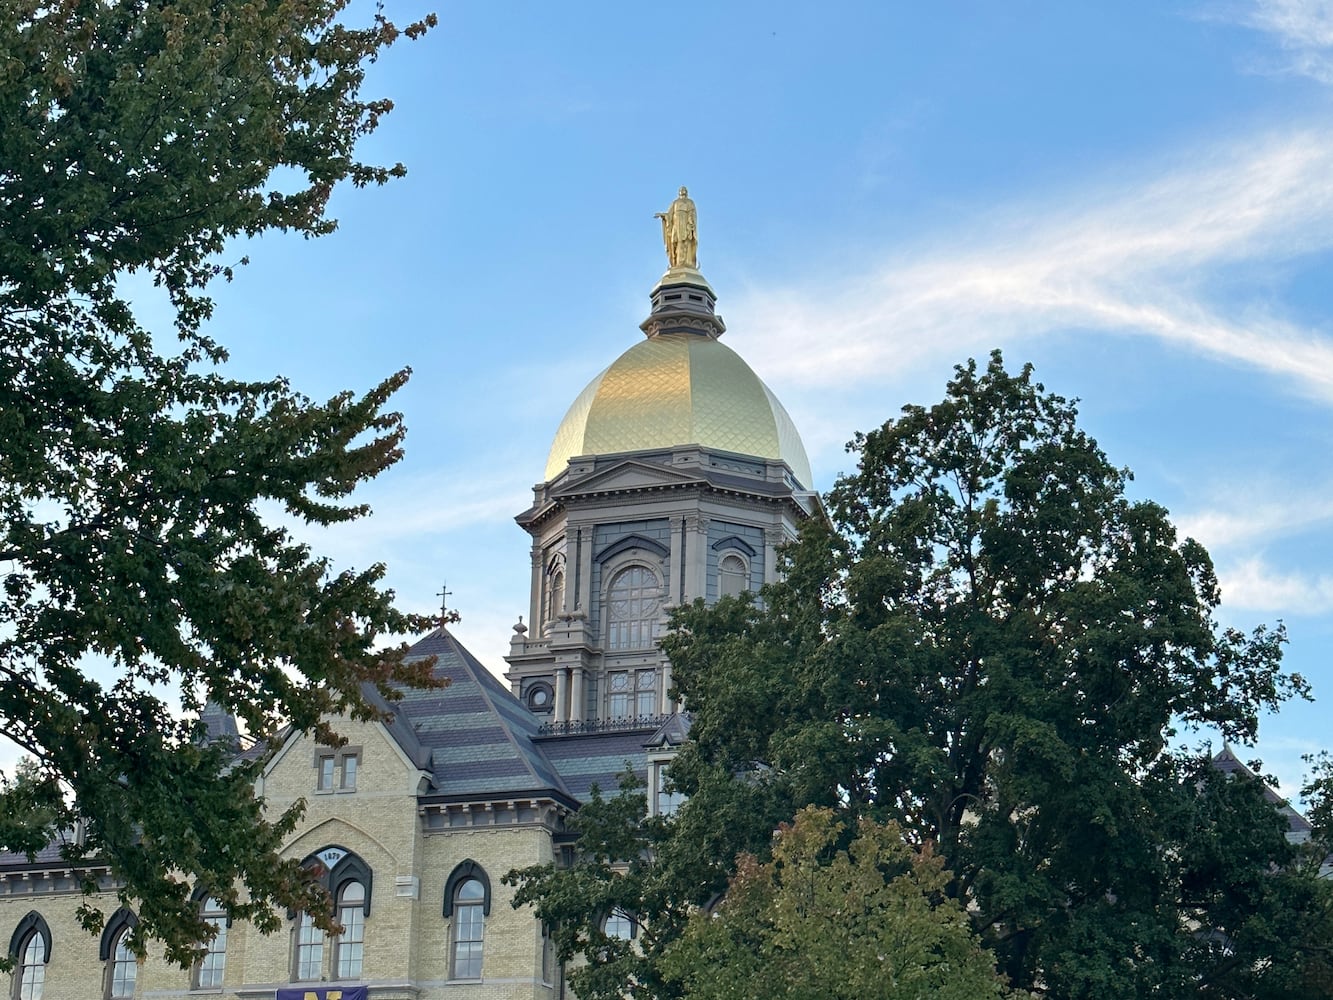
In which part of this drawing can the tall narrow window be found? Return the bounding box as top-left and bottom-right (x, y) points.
(635, 669), (657, 716)
(334, 882), (365, 979)
(607, 670), (631, 718)
(108, 931), (136, 999)
(719, 553), (748, 598)
(16, 929), (46, 1000)
(606, 566), (661, 650)
(294, 911), (324, 981)
(195, 897), (227, 988)
(547, 565), (565, 628)
(451, 878), (485, 979)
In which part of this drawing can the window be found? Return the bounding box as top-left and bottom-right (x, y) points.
(334, 882), (365, 979)
(315, 748), (360, 792)
(451, 879), (484, 979)
(607, 669), (656, 719)
(294, 911), (325, 981)
(15, 929), (46, 1000)
(540, 923), (555, 986)
(443, 860), (491, 981)
(653, 761), (685, 817)
(546, 558), (565, 628)
(719, 553), (748, 598)
(195, 897), (227, 988)
(603, 910), (635, 941)
(108, 932), (136, 999)
(99, 909), (138, 1000)
(606, 566), (661, 650)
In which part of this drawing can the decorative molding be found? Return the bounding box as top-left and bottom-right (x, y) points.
(710, 534), (757, 556)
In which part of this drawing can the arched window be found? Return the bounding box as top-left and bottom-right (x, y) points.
(334, 881), (365, 980)
(99, 908), (138, 1000)
(451, 879), (484, 979)
(444, 860), (491, 980)
(603, 910), (636, 941)
(294, 911), (324, 981)
(10, 912), (50, 1000)
(606, 566), (661, 650)
(546, 556), (566, 629)
(718, 553), (748, 598)
(108, 932), (136, 999)
(195, 897), (227, 988)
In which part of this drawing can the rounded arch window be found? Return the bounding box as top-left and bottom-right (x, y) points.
(606, 565), (662, 650)
(718, 553), (749, 598)
(195, 896), (227, 988)
(335, 881), (365, 979)
(451, 878), (485, 979)
(545, 555), (566, 630)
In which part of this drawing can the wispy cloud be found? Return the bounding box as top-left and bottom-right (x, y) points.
(1174, 484), (1333, 549)
(1239, 0), (1333, 83)
(1217, 555), (1333, 614)
(730, 130), (1333, 402)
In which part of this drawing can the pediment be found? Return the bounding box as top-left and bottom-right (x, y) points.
(550, 458), (705, 499)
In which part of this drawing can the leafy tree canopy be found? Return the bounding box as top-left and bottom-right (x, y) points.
(0, 0), (436, 967)
(514, 353), (1332, 999)
(661, 806), (1026, 1000)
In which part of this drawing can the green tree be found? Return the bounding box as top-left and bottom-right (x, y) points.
(0, 0), (436, 966)
(512, 353), (1330, 999)
(663, 352), (1325, 998)
(660, 806), (1024, 1000)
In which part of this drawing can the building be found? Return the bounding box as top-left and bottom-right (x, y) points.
(0, 193), (819, 1000)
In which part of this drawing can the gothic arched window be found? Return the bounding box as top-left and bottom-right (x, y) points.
(99, 908), (138, 1000)
(444, 860), (491, 980)
(9, 912), (50, 1000)
(606, 565), (661, 650)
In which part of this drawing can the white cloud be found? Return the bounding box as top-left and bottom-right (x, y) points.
(1241, 0), (1333, 83)
(1217, 555), (1333, 613)
(1174, 485), (1333, 548)
(728, 130), (1333, 403)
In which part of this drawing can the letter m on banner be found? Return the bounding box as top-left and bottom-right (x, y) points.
(276, 988), (369, 1000)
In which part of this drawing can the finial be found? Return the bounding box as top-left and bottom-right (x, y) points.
(436, 582), (453, 628)
(654, 185), (698, 270)
(513, 615), (527, 635)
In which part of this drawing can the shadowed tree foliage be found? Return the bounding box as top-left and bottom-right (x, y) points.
(0, 0), (436, 966)
(511, 352), (1331, 999)
(661, 806), (1025, 1000)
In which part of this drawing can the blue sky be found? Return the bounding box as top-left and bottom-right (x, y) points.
(199, 1), (1333, 799)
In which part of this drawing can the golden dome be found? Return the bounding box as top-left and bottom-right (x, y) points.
(544, 332), (813, 487)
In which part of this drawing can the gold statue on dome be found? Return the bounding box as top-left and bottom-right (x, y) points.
(655, 186), (698, 269)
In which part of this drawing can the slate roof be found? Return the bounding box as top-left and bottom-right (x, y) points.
(390, 628), (578, 805)
(1211, 744), (1314, 838)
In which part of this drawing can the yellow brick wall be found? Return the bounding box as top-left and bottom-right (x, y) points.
(0, 717), (562, 1000)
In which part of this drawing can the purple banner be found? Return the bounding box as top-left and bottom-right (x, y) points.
(276, 988), (368, 1000)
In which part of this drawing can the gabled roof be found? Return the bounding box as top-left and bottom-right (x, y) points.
(1212, 744), (1313, 837)
(392, 628), (576, 804)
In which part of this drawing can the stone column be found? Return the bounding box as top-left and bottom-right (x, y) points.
(554, 668), (570, 725)
(570, 667), (586, 723)
(764, 525), (785, 585)
(682, 515), (709, 603)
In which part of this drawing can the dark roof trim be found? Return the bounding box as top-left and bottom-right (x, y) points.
(443, 860), (492, 918)
(98, 907), (137, 961)
(9, 911), (51, 962)
(710, 534), (757, 557)
(595, 533), (670, 564)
